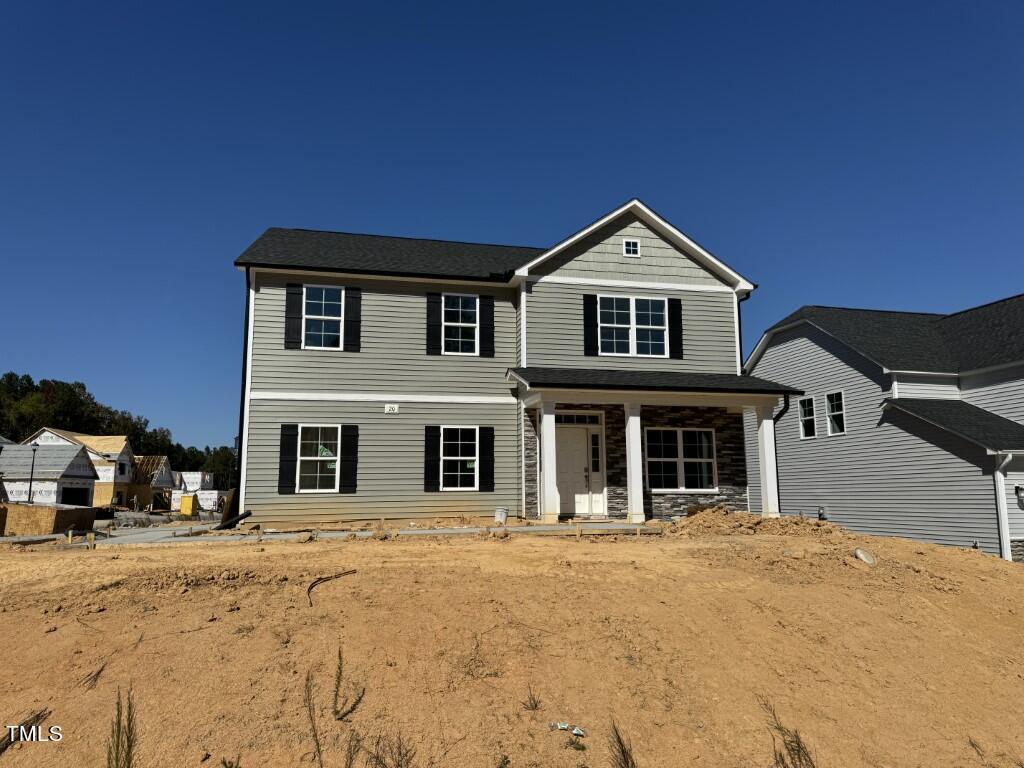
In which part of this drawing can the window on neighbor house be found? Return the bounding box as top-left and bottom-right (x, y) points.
(798, 397), (816, 439)
(440, 426), (478, 490)
(645, 428), (717, 491)
(118, 462), (127, 475)
(826, 392), (846, 435)
(303, 286), (343, 349)
(598, 296), (667, 356)
(442, 294), (478, 355)
(623, 238), (640, 256)
(297, 425), (339, 492)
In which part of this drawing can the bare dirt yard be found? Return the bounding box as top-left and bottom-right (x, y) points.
(1, 510), (1023, 768)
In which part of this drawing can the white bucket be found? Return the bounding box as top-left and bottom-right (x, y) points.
(494, 507), (508, 525)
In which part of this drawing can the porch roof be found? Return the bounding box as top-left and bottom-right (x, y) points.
(507, 367), (801, 395)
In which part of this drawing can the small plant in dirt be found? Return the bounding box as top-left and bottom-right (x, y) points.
(304, 671), (325, 768)
(608, 720), (638, 768)
(332, 647), (366, 721)
(758, 696), (816, 768)
(106, 687), (138, 768)
(495, 755), (511, 768)
(565, 735), (586, 752)
(364, 730), (417, 768)
(521, 685), (542, 711)
(221, 757), (242, 768)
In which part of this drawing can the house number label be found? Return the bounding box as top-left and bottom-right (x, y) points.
(384, 403), (399, 414)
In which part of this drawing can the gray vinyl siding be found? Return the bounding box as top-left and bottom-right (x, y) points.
(532, 213), (728, 286)
(526, 281), (738, 374)
(1007, 458), (1024, 538)
(894, 373), (961, 399)
(961, 362), (1024, 424)
(743, 408), (762, 512)
(747, 326), (1001, 554)
(244, 400), (519, 523)
(251, 271), (517, 397)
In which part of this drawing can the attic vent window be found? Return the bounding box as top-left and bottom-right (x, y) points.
(623, 239), (640, 257)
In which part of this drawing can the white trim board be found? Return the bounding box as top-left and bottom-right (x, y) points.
(249, 391), (517, 404)
(239, 276), (256, 513)
(526, 274), (735, 293)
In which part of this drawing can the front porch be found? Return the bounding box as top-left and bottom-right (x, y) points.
(509, 368), (796, 523)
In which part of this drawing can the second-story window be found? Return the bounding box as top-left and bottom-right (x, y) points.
(826, 392), (846, 435)
(443, 294), (478, 355)
(598, 296), (667, 357)
(623, 238), (640, 256)
(303, 286), (343, 349)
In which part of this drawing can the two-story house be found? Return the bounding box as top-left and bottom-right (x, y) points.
(234, 199), (798, 526)
(21, 428), (135, 506)
(743, 294), (1024, 561)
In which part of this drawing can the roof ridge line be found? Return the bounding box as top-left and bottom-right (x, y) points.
(937, 290), (1024, 320)
(266, 227), (546, 252)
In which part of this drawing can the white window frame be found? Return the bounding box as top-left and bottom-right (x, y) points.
(597, 294), (669, 358)
(643, 427), (719, 493)
(797, 396), (817, 440)
(439, 424), (479, 491)
(825, 391), (847, 436)
(622, 238), (641, 257)
(441, 293), (479, 357)
(301, 284), (345, 351)
(295, 423), (341, 494)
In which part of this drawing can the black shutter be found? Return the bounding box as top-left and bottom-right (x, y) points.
(668, 298), (684, 359)
(583, 294), (598, 356)
(426, 293), (442, 355)
(424, 425), (441, 491)
(277, 424), (298, 494)
(479, 295), (495, 357)
(343, 287), (361, 352)
(285, 284), (303, 349)
(338, 424), (358, 493)
(478, 426), (495, 492)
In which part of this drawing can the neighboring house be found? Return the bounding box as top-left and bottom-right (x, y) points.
(0, 444), (98, 506)
(127, 455), (175, 509)
(0, 435), (13, 444)
(235, 199), (797, 526)
(21, 428), (135, 506)
(743, 294), (1024, 561)
(178, 471), (214, 492)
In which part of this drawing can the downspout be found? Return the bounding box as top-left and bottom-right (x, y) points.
(994, 453), (1013, 561)
(771, 393), (790, 514)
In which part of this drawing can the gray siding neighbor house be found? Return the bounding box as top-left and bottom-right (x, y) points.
(743, 294), (1024, 561)
(235, 199), (797, 526)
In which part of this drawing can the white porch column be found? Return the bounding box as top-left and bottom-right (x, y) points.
(624, 403), (645, 523)
(994, 454), (1013, 561)
(757, 405), (780, 518)
(539, 401), (559, 523)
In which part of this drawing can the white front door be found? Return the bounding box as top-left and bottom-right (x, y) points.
(555, 425), (606, 517)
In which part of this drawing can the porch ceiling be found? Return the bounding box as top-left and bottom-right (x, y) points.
(507, 367), (801, 396)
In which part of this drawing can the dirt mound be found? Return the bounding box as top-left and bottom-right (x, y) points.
(657, 506), (843, 538)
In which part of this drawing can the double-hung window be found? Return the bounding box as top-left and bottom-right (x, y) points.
(798, 397), (816, 439)
(598, 296), (667, 357)
(442, 294), (478, 355)
(826, 392), (846, 435)
(297, 425), (339, 492)
(440, 426), (478, 490)
(645, 428), (718, 491)
(303, 286), (343, 349)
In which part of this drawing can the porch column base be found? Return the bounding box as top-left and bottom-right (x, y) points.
(539, 402), (559, 524)
(624, 403), (645, 523)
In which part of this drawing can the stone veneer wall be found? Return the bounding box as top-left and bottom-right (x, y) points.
(523, 404), (746, 519)
(640, 405), (747, 518)
(1012, 540), (1024, 564)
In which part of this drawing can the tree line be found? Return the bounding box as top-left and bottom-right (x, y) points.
(0, 372), (236, 488)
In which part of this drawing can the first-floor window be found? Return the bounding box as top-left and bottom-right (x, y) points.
(298, 425), (339, 491)
(826, 392), (846, 435)
(798, 397), (816, 439)
(645, 428), (717, 491)
(441, 426), (478, 490)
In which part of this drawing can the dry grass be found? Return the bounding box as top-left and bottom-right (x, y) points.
(364, 730), (418, 768)
(521, 684), (542, 711)
(304, 671), (325, 768)
(106, 688), (138, 768)
(759, 696), (816, 768)
(332, 646), (366, 721)
(608, 720), (639, 768)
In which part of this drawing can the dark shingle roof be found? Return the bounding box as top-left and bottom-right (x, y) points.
(509, 367), (800, 395)
(884, 398), (1024, 453)
(235, 228), (545, 283)
(762, 293), (1024, 373)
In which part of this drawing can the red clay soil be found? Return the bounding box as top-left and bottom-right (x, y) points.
(0, 509), (1022, 767)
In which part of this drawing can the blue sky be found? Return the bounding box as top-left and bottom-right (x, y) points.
(1, 1), (1021, 447)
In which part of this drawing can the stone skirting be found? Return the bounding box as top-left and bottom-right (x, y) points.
(523, 404), (748, 520)
(1012, 540), (1024, 564)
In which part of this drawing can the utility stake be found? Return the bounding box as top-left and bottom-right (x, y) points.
(87, 532), (96, 550)
(576, 523), (582, 541)
(636, 525), (641, 539)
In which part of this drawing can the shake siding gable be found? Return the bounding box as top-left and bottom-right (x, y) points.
(747, 326), (1002, 554)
